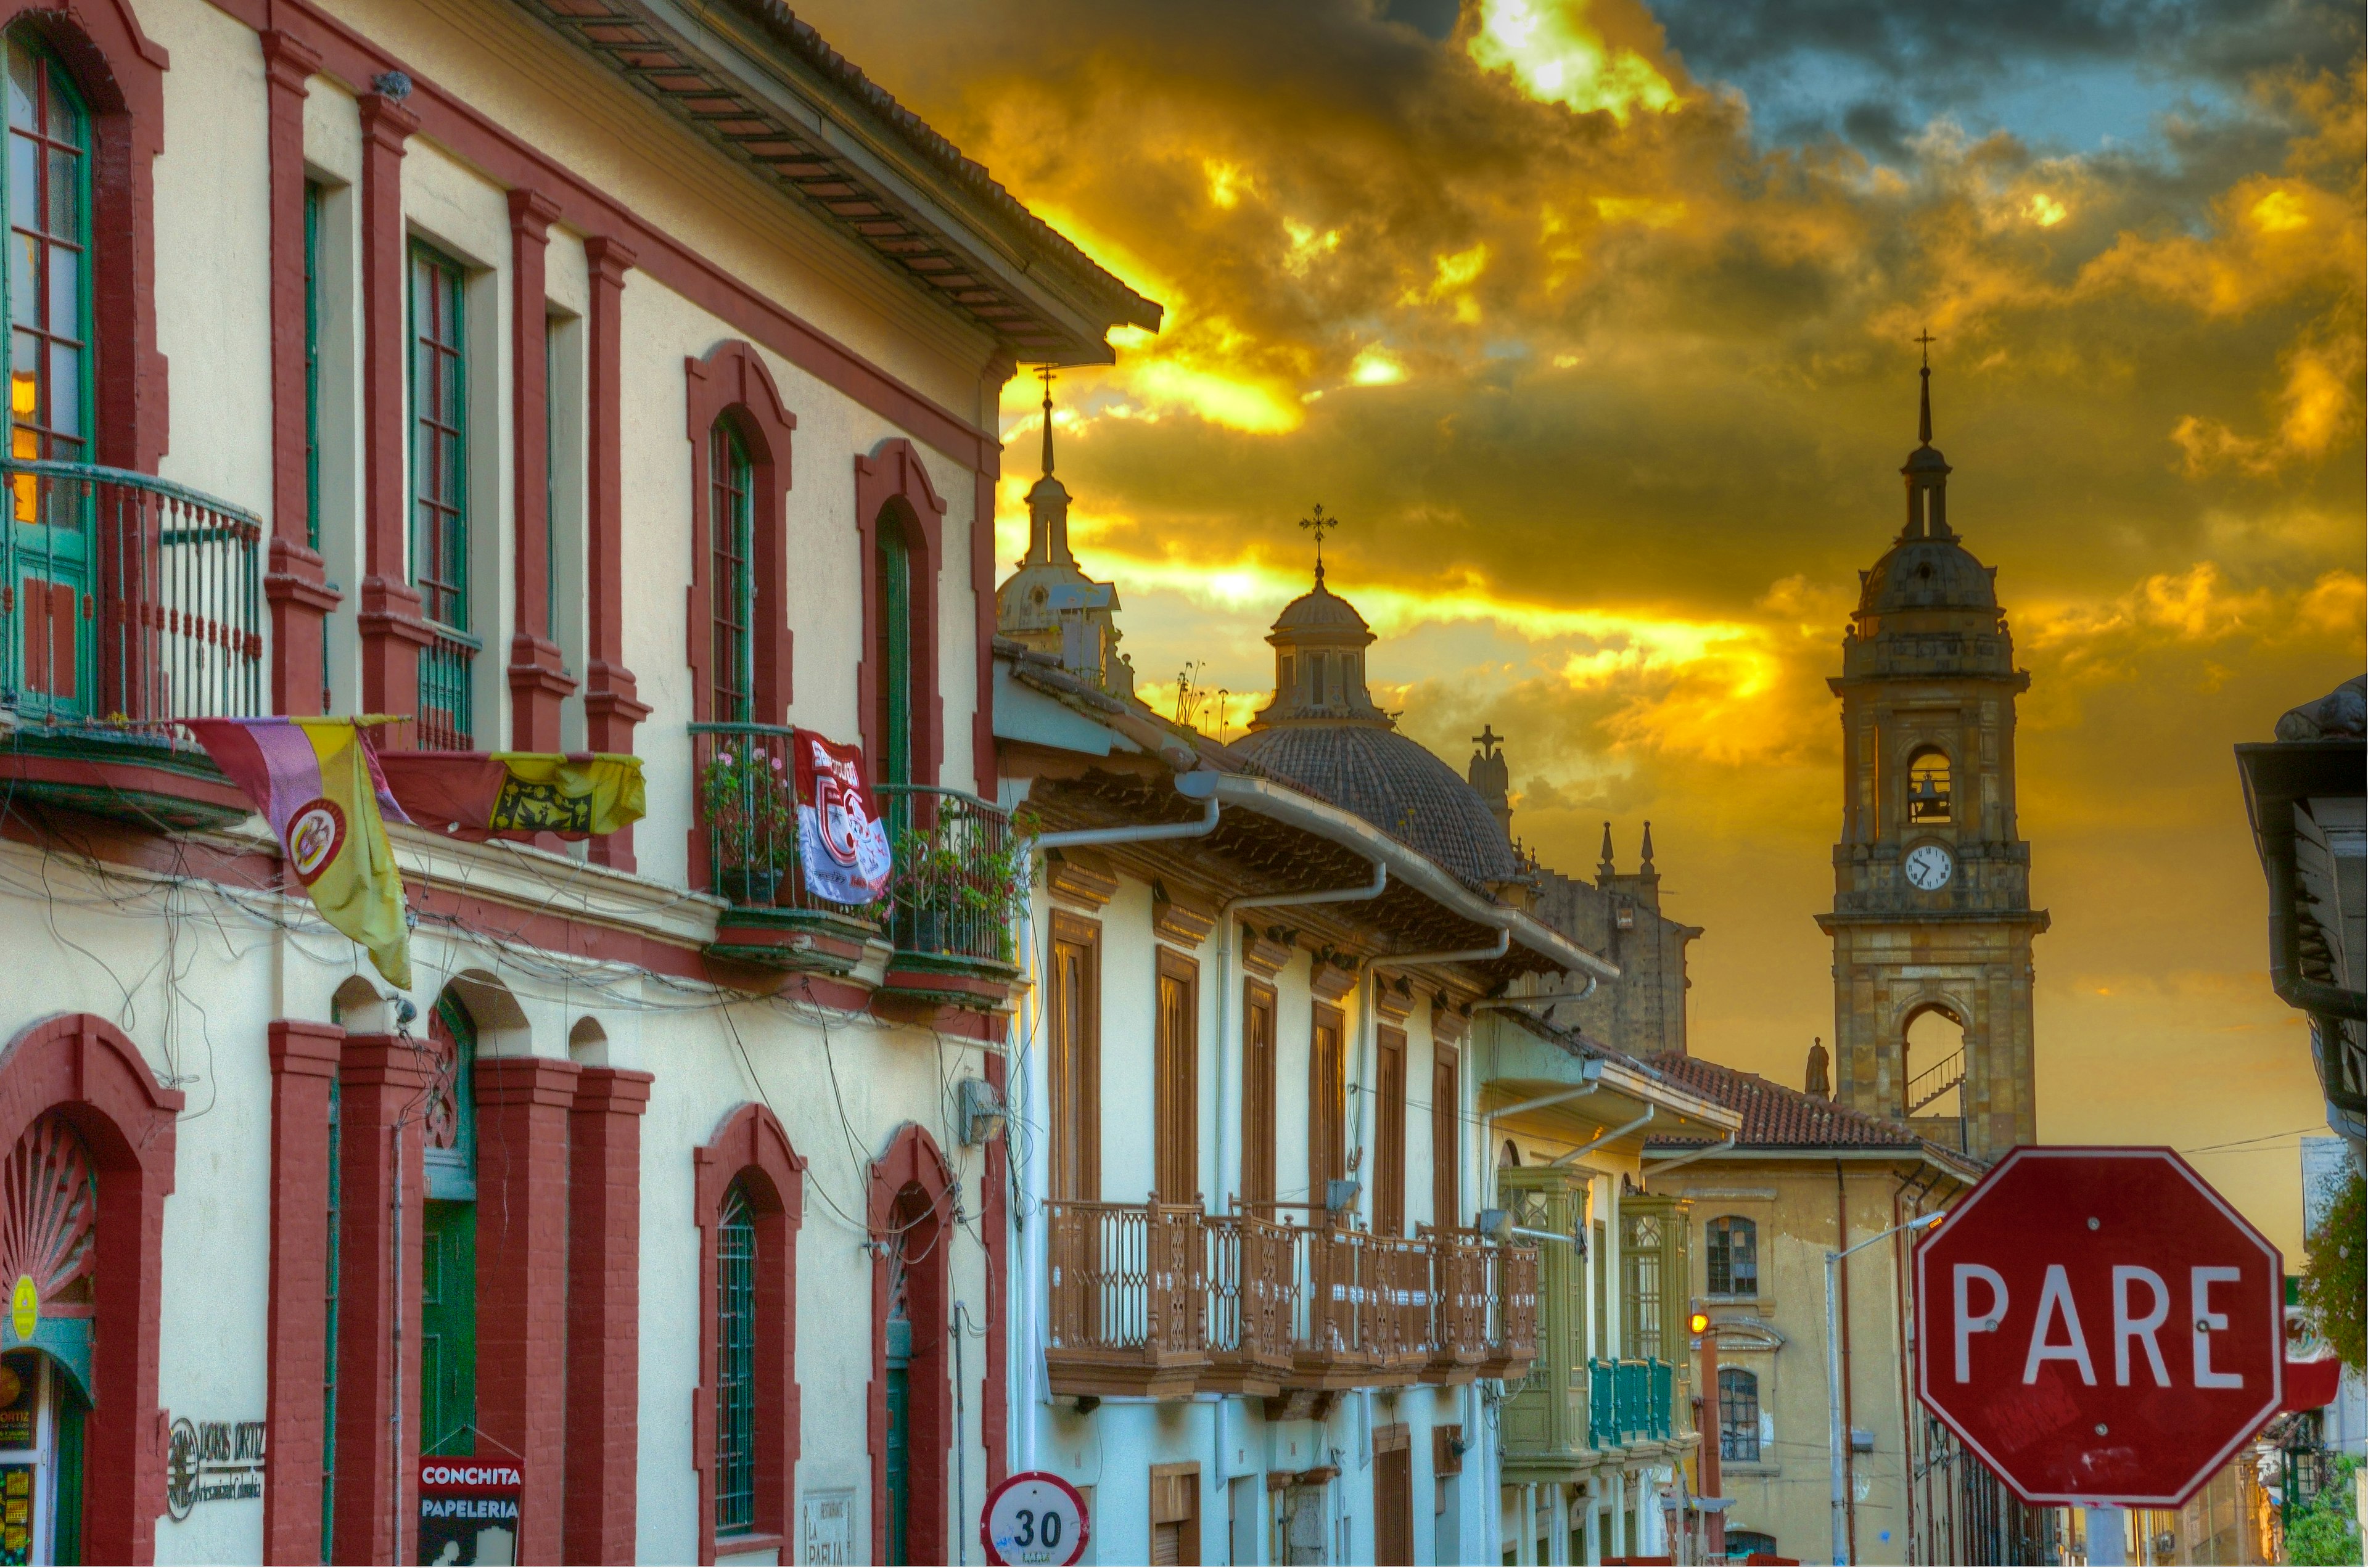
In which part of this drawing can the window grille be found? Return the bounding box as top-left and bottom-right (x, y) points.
(709, 422), (754, 722)
(1707, 1215), (1758, 1295)
(716, 1181), (758, 1535)
(874, 519), (913, 784)
(1719, 1366), (1761, 1461)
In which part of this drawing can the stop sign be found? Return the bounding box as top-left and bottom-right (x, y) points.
(1915, 1146), (2284, 1506)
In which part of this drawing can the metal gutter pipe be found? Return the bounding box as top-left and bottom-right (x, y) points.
(1548, 1106), (1657, 1167)
(1482, 1067), (1606, 1210)
(1031, 769), (1222, 852)
(1642, 1135), (1738, 1179)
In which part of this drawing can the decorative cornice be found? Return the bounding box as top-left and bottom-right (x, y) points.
(1239, 924), (1294, 979)
(1043, 848), (1118, 912)
(1151, 884), (1217, 951)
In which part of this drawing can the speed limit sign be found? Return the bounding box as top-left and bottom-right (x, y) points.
(980, 1469), (1091, 1566)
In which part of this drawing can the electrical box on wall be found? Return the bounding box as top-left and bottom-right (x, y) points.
(958, 1077), (1005, 1146)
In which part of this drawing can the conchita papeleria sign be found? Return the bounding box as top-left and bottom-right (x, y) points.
(1914, 1146), (2284, 1507)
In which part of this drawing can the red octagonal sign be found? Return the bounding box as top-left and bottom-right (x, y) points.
(1916, 1147), (2284, 1507)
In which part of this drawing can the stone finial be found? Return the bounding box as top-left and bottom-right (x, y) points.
(1806, 1037), (1831, 1099)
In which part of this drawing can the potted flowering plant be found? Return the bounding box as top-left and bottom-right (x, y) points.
(701, 744), (794, 905)
(889, 807), (1032, 961)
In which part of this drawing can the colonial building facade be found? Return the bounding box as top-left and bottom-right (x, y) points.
(1817, 361), (2047, 1161)
(0, 1), (1149, 1562)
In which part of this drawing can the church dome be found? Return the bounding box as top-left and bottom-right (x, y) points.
(1272, 577), (1372, 636)
(1233, 723), (1523, 888)
(1857, 534), (1998, 615)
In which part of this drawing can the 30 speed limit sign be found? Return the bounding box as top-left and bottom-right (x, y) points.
(980, 1470), (1090, 1567)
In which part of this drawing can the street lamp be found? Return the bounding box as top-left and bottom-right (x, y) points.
(1827, 1210), (1945, 1567)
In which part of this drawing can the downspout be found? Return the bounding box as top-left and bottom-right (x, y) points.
(1481, 1069), (1605, 1211)
(1836, 1160), (1858, 1566)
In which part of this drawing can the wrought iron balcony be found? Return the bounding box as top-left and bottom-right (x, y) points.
(690, 721), (881, 975)
(873, 782), (1022, 1008)
(0, 459), (265, 831)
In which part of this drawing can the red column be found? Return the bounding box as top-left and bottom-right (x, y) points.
(474, 1054), (580, 1562)
(332, 1032), (428, 1567)
(261, 32), (337, 717)
(355, 93), (429, 732)
(983, 1048), (1009, 1491)
(565, 1066), (652, 1564)
(506, 190), (574, 749)
(1700, 1324), (1724, 1558)
(263, 1019), (343, 1564)
(580, 235), (648, 864)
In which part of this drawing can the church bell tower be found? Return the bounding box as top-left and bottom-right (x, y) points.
(1815, 352), (2047, 1160)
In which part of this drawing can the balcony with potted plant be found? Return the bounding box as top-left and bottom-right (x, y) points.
(690, 722), (881, 975)
(873, 784), (1026, 1009)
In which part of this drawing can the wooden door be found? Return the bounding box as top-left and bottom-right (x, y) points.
(1375, 1027), (1405, 1235)
(1373, 1431), (1412, 1566)
(1308, 1006), (1344, 1209)
(1048, 912), (1101, 1202)
(1241, 980), (1276, 1207)
(1154, 948), (1198, 1204)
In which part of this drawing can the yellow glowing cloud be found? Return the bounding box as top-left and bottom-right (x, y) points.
(1466, 0), (1680, 125)
(2249, 189), (2308, 234)
(1349, 345), (1408, 385)
(1205, 160), (1250, 210)
(2026, 192), (2067, 227)
(1125, 361), (1304, 433)
(1594, 195), (1687, 228)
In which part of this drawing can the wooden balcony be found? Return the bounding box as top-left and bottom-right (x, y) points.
(1044, 1198), (1208, 1399)
(1046, 1202), (1537, 1405)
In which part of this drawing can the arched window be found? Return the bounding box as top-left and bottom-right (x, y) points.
(1706, 1216), (1757, 1296)
(873, 512), (913, 787)
(1727, 1529), (1778, 1559)
(1906, 747), (1951, 824)
(715, 1179), (758, 1535)
(708, 420), (754, 723)
(7, 31), (92, 715)
(1718, 1366), (1761, 1462)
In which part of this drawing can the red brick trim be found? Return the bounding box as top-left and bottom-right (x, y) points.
(474, 1054), (582, 1564)
(262, 30), (337, 717)
(355, 92), (429, 727)
(868, 1122), (956, 1565)
(694, 1103), (807, 1566)
(683, 340), (798, 724)
(855, 441), (948, 789)
(0, 1013), (182, 1564)
(331, 1031), (430, 1566)
(566, 1067), (652, 1566)
(507, 189), (575, 749)
(582, 234), (648, 869)
(263, 1019), (342, 1565)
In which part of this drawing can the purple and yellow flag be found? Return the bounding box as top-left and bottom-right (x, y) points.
(185, 718), (413, 989)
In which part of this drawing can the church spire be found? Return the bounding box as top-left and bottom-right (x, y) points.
(1640, 819), (1656, 873)
(1038, 364), (1057, 478)
(1598, 821), (1616, 878)
(1917, 326), (1934, 447)
(1900, 332), (1953, 541)
(1021, 368), (1075, 569)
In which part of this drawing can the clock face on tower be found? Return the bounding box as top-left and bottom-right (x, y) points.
(1904, 843), (1955, 890)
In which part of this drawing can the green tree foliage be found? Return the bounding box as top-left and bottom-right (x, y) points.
(2285, 1453), (2361, 1567)
(2301, 1167), (2366, 1372)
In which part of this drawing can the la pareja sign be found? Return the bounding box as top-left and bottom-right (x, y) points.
(1915, 1146), (2284, 1508)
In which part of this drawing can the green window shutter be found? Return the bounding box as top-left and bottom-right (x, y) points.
(875, 522), (911, 786)
(708, 424), (754, 723)
(418, 993), (477, 1458)
(715, 1182), (758, 1534)
(408, 243), (469, 631)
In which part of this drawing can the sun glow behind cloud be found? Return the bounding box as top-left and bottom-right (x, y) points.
(1466, 0), (1681, 124)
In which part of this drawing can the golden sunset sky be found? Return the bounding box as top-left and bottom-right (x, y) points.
(805, 0), (2364, 1253)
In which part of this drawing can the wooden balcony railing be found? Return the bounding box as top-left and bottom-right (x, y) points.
(1587, 1356), (1675, 1446)
(1046, 1201), (1536, 1400)
(1044, 1198), (1207, 1398)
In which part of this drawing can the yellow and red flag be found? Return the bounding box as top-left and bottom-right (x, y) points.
(375, 752), (645, 840)
(185, 717), (413, 990)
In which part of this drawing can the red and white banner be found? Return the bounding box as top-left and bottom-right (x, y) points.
(792, 729), (892, 905)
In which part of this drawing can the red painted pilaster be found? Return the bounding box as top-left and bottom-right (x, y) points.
(582, 235), (648, 866)
(355, 94), (429, 731)
(566, 1066), (651, 1565)
(474, 1054), (579, 1563)
(507, 190), (574, 749)
(263, 1019), (343, 1564)
(262, 32), (337, 717)
(984, 1046), (1009, 1490)
(332, 1032), (428, 1567)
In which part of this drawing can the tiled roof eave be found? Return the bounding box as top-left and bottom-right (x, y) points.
(517, 0), (1161, 361)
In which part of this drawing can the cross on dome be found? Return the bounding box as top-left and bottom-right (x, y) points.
(1299, 503), (1343, 584)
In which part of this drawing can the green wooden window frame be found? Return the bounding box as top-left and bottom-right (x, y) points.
(874, 520), (912, 786)
(419, 993), (477, 1461)
(715, 1181), (758, 1535)
(3, 29), (95, 720)
(708, 421), (754, 723)
(408, 241), (468, 632)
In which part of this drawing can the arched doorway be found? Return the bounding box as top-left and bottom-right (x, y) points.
(0, 1114), (98, 1564)
(421, 990), (479, 1458)
(870, 1127), (952, 1566)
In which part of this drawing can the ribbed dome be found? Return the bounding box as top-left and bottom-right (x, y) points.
(1232, 723), (1521, 888)
(1273, 578), (1371, 635)
(1857, 535), (1998, 615)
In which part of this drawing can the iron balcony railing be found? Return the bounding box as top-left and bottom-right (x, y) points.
(0, 458), (263, 722)
(689, 722), (878, 917)
(1587, 1356), (1675, 1446)
(873, 783), (1020, 966)
(415, 622), (479, 750)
